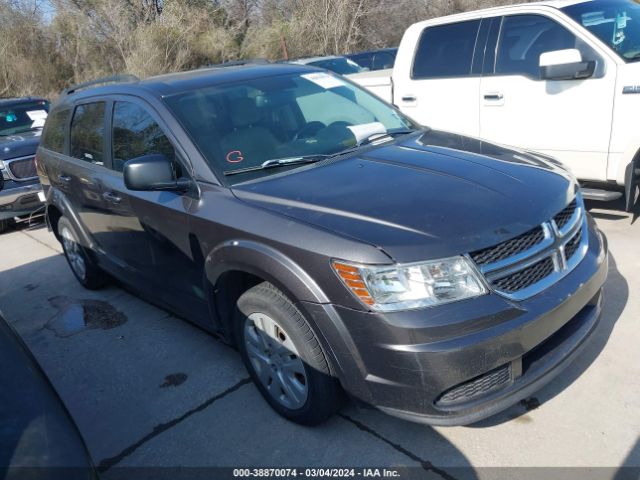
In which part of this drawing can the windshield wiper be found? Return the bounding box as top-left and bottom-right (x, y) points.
(223, 155), (330, 176)
(0, 127), (41, 137)
(358, 129), (417, 147)
(329, 129), (420, 158)
(223, 130), (420, 177)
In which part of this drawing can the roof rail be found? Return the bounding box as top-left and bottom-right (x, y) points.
(63, 74), (139, 95)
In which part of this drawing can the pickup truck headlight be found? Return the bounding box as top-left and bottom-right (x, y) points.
(332, 257), (487, 312)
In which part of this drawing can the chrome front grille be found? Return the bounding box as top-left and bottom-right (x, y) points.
(492, 256), (555, 293)
(470, 195), (588, 301)
(553, 199), (577, 230)
(470, 226), (545, 266)
(4, 155), (37, 181)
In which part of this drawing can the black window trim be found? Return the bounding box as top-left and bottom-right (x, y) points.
(482, 16), (503, 76)
(409, 18), (485, 81)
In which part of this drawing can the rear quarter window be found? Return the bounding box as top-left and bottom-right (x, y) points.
(412, 20), (481, 79)
(41, 109), (69, 153)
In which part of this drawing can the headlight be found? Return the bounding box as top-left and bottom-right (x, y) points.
(332, 256), (488, 312)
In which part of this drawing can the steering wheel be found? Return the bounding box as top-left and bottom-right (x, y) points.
(293, 121), (326, 141)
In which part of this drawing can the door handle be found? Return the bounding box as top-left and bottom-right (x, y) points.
(58, 174), (72, 183)
(102, 191), (122, 205)
(483, 92), (504, 101)
(401, 95), (417, 103)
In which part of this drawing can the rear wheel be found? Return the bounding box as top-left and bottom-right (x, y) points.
(58, 217), (108, 289)
(236, 282), (343, 425)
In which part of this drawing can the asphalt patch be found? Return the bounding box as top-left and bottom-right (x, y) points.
(46, 295), (127, 337)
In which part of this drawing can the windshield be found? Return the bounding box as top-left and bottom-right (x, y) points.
(307, 58), (366, 75)
(0, 100), (49, 136)
(164, 71), (416, 183)
(563, 0), (640, 62)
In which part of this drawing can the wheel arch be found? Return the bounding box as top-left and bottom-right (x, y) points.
(204, 240), (330, 344)
(46, 189), (95, 249)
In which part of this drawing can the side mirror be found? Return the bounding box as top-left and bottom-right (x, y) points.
(539, 48), (595, 81)
(123, 154), (190, 192)
(0, 172), (4, 192)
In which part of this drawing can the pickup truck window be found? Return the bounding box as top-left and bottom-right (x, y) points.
(412, 20), (481, 79)
(562, 0), (640, 62)
(496, 15), (578, 78)
(164, 72), (415, 184)
(70, 102), (106, 166)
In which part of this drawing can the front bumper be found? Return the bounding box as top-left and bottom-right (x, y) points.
(301, 216), (608, 425)
(0, 180), (43, 220)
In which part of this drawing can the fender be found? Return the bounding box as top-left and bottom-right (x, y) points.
(204, 239), (330, 305)
(46, 187), (96, 251)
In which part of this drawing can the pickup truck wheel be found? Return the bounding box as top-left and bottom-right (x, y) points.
(625, 158), (640, 212)
(236, 282), (343, 425)
(58, 217), (108, 290)
(0, 219), (12, 234)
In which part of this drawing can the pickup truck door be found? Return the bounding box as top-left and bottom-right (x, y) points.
(479, 13), (616, 182)
(392, 19), (485, 136)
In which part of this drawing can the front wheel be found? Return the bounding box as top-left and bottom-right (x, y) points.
(58, 217), (109, 289)
(236, 282), (343, 425)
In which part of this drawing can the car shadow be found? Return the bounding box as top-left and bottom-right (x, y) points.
(615, 436), (640, 479)
(585, 197), (639, 225)
(470, 252), (628, 427)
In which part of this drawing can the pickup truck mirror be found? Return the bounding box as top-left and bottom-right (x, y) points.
(123, 154), (190, 192)
(539, 48), (595, 81)
(0, 173), (3, 192)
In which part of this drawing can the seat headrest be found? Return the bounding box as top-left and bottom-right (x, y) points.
(230, 97), (261, 128)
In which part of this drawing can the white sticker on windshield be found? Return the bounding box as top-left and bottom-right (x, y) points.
(347, 122), (387, 145)
(26, 110), (48, 128)
(301, 72), (346, 90)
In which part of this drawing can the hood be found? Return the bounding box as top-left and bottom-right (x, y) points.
(232, 130), (577, 263)
(0, 130), (41, 160)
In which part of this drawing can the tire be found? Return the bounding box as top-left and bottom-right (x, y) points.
(236, 282), (343, 425)
(58, 216), (109, 289)
(0, 219), (12, 234)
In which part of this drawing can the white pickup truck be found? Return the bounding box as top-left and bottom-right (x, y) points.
(349, 0), (640, 211)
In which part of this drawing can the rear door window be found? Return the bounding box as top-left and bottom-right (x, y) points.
(70, 102), (106, 165)
(111, 101), (177, 174)
(412, 20), (482, 79)
(41, 109), (69, 153)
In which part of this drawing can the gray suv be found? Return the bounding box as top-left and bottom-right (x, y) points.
(0, 97), (49, 233)
(38, 66), (608, 426)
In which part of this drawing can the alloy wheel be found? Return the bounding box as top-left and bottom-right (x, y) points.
(244, 312), (309, 410)
(60, 225), (87, 281)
